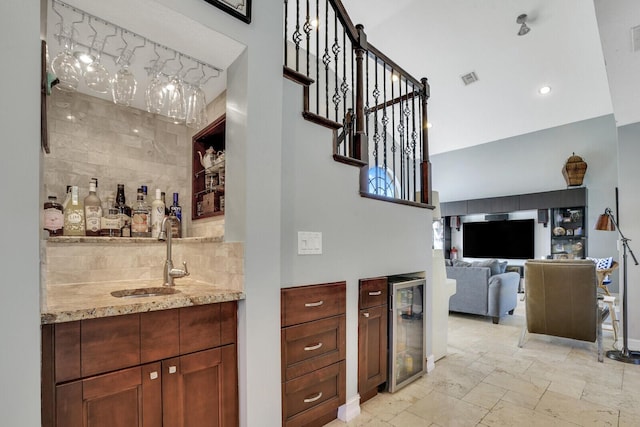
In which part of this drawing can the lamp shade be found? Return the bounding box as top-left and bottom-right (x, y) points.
(595, 212), (616, 231)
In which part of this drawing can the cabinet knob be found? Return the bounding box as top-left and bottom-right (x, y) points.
(303, 392), (323, 403)
(168, 365), (177, 374)
(368, 291), (382, 296)
(363, 312), (370, 318)
(304, 342), (323, 351)
(149, 371), (158, 380)
(304, 300), (324, 308)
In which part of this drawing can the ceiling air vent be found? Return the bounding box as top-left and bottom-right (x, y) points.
(461, 71), (478, 86)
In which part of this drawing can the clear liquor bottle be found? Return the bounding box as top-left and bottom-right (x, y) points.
(84, 179), (103, 236)
(100, 195), (121, 237)
(63, 186), (85, 236)
(131, 188), (150, 237)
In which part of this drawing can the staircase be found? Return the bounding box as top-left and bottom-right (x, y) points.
(283, 0), (433, 207)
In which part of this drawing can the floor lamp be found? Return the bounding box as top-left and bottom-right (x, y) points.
(595, 208), (640, 364)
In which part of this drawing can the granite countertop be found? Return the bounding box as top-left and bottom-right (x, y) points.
(42, 278), (245, 324)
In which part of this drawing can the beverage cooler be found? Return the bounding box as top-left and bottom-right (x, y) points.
(387, 275), (426, 392)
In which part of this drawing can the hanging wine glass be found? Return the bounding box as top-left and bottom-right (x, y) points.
(111, 48), (137, 106)
(51, 24), (82, 92)
(185, 84), (207, 129)
(166, 75), (186, 123)
(145, 47), (169, 114)
(84, 37), (110, 94)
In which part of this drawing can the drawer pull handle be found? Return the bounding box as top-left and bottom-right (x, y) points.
(368, 291), (382, 296)
(149, 371), (158, 380)
(304, 300), (324, 307)
(303, 392), (323, 403)
(363, 312), (370, 318)
(304, 342), (323, 351)
(168, 366), (177, 374)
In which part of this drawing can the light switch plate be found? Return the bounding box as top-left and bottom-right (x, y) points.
(298, 231), (322, 255)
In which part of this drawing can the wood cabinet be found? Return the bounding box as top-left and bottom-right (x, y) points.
(192, 115), (226, 220)
(281, 282), (346, 427)
(42, 302), (238, 427)
(358, 277), (388, 403)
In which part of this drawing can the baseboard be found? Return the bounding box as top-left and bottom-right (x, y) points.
(337, 395), (361, 422)
(426, 354), (436, 373)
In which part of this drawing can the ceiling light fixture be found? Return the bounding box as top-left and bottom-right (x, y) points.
(516, 14), (531, 36)
(539, 85), (551, 95)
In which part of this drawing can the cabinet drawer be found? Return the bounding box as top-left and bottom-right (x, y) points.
(359, 277), (388, 309)
(281, 282), (346, 327)
(282, 361), (345, 426)
(81, 313), (141, 378)
(282, 315), (345, 381)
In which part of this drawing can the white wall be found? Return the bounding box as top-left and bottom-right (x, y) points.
(281, 78), (433, 403)
(432, 114), (620, 286)
(616, 122), (640, 346)
(0, 1), (42, 425)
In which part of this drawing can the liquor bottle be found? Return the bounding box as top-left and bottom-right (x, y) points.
(61, 185), (72, 211)
(150, 188), (165, 239)
(100, 195), (121, 237)
(170, 192), (182, 238)
(84, 179), (103, 236)
(43, 195), (64, 236)
(115, 184), (132, 237)
(161, 192), (170, 216)
(63, 186), (85, 236)
(131, 188), (150, 237)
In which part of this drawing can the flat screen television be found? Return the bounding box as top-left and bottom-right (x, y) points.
(462, 219), (534, 259)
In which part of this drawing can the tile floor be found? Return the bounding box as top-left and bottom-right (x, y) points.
(326, 296), (640, 426)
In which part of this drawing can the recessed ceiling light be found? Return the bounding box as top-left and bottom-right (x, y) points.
(539, 86), (551, 95)
(391, 73), (399, 82)
(426, 122), (433, 129)
(311, 18), (319, 28)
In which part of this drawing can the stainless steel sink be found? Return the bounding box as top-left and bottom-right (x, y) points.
(110, 287), (181, 298)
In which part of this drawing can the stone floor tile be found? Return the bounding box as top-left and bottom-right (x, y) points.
(462, 382), (507, 410)
(535, 390), (618, 426)
(405, 391), (488, 427)
(481, 400), (580, 427)
(387, 410), (433, 427)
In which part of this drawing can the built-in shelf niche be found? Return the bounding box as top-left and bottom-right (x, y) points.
(192, 115), (226, 220)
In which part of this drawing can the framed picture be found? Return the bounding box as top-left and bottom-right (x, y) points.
(204, 0), (251, 23)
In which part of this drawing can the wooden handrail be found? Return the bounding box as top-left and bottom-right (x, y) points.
(367, 43), (423, 88)
(328, 0), (360, 44)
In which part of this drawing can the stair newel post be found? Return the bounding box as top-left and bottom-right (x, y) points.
(420, 77), (432, 205)
(354, 24), (369, 191)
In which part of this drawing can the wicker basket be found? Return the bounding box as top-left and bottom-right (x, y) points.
(562, 153), (587, 186)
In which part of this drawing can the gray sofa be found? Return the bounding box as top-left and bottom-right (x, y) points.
(445, 259), (520, 324)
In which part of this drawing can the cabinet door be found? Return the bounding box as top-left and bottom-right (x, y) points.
(55, 363), (162, 427)
(358, 305), (387, 399)
(163, 344), (238, 427)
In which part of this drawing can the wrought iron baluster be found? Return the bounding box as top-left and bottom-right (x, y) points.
(293, 0), (302, 71)
(372, 55), (380, 171)
(404, 77), (411, 201)
(315, 0), (319, 114)
(323, 0), (329, 117)
(332, 14), (340, 123)
(411, 83), (417, 202)
(397, 74), (405, 200)
(341, 28), (348, 130)
(391, 67), (396, 198)
(382, 61), (388, 177)
(284, 0), (288, 66)
(304, 0), (311, 76)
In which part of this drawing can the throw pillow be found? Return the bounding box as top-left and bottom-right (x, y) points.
(453, 259), (472, 267)
(471, 259), (502, 276)
(498, 261), (508, 274)
(587, 257), (613, 270)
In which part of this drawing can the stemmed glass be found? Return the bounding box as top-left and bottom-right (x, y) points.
(51, 24), (82, 92)
(166, 75), (186, 123)
(84, 37), (110, 94)
(111, 49), (137, 106)
(185, 83), (207, 129)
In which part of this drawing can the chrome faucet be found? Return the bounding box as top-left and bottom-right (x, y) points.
(158, 216), (189, 286)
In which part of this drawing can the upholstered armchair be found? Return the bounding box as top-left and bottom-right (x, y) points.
(518, 259), (605, 362)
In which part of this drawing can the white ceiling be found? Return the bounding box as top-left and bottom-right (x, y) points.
(46, 0), (245, 114)
(341, 0), (640, 155)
